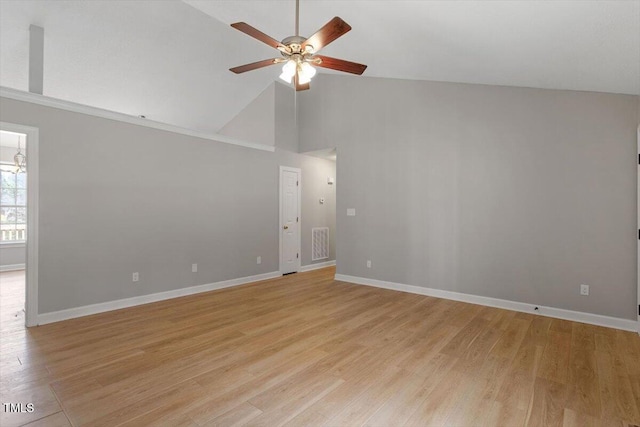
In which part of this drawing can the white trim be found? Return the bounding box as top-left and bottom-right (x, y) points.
(279, 166), (302, 274)
(299, 260), (336, 272)
(0, 263), (25, 272)
(1, 121), (39, 328)
(0, 86), (275, 153)
(37, 271), (280, 325)
(335, 274), (638, 332)
(637, 124), (640, 334)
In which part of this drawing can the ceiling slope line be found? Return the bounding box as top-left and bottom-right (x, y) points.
(0, 86), (276, 152)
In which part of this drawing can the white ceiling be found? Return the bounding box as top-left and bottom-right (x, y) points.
(1, 1), (638, 136)
(188, 0), (639, 94)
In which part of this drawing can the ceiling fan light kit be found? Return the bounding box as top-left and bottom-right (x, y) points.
(229, 0), (367, 91)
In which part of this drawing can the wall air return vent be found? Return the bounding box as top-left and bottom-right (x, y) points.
(312, 227), (329, 261)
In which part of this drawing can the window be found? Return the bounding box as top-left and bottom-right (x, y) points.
(0, 164), (26, 243)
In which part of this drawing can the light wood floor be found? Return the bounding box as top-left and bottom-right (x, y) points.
(1, 268), (639, 427)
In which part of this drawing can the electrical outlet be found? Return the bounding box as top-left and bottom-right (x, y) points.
(132, 272), (139, 282)
(257, 256), (261, 265)
(580, 284), (589, 296)
(192, 263), (197, 273)
(366, 260), (372, 268)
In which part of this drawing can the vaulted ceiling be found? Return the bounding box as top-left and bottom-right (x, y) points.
(1, 1), (638, 136)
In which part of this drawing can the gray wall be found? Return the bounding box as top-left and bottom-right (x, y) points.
(299, 156), (336, 265)
(219, 83), (275, 147)
(1, 96), (333, 314)
(221, 79), (336, 265)
(274, 82), (299, 153)
(0, 246), (25, 268)
(219, 81), (301, 153)
(299, 74), (638, 320)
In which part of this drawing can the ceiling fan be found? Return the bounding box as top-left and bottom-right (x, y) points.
(229, 0), (367, 91)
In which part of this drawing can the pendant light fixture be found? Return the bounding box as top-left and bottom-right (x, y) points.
(14, 136), (26, 174)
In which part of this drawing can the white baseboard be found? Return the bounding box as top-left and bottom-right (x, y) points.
(299, 260), (336, 272)
(37, 271), (281, 325)
(335, 274), (638, 332)
(0, 263), (25, 272)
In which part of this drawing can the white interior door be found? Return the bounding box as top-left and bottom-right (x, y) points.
(280, 166), (301, 274)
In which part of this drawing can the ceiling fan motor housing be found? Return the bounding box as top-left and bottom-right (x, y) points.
(281, 35), (312, 55)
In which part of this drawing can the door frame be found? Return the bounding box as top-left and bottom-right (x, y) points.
(1, 121), (39, 327)
(637, 125), (639, 334)
(279, 166), (301, 274)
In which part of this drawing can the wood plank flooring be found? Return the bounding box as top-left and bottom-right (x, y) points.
(1, 267), (639, 426)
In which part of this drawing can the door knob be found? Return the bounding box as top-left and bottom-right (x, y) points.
(283, 225), (289, 230)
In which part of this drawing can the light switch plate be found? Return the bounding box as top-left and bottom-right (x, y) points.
(347, 208), (356, 216)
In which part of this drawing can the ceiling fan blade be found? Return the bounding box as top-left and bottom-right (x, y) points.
(313, 55), (367, 75)
(230, 22), (287, 51)
(294, 74), (310, 91)
(301, 17), (351, 53)
(230, 58), (279, 74)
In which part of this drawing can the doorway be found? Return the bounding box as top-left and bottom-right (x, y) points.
(279, 166), (301, 274)
(0, 122), (38, 327)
